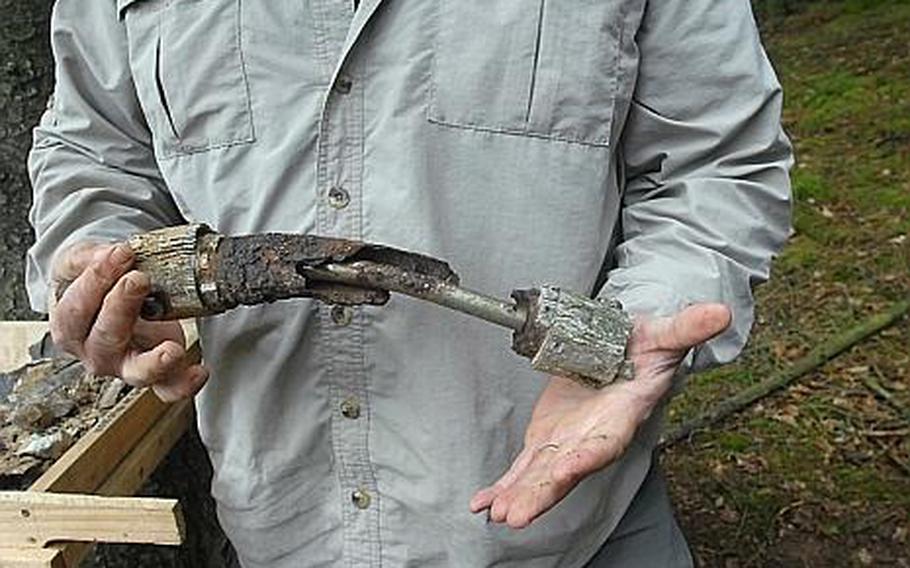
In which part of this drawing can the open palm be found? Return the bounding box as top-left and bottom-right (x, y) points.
(470, 303), (732, 528)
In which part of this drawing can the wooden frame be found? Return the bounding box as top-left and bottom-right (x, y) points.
(0, 323), (197, 567)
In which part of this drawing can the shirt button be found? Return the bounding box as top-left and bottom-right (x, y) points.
(327, 186), (350, 209)
(331, 305), (353, 326)
(351, 488), (371, 510)
(334, 74), (353, 94)
(340, 397), (361, 420)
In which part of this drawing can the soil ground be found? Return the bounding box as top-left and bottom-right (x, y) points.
(1, 1), (907, 567)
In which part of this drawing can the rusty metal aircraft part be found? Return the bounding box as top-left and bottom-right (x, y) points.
(128, 224), (633, 389)
(130, 224), (456, 319)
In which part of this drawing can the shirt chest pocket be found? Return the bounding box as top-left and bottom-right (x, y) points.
(429, 0), (626, 148)
(117, 0), (255, 159)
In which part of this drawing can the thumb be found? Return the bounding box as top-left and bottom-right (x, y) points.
(653, 303), (732, 352)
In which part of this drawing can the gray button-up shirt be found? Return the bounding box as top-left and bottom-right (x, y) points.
(27, 0), (792, 566)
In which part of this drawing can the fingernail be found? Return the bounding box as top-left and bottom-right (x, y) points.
(125, 271), (150, 295)
(111, 244), (133, 266)
(124, 274), (141, 295)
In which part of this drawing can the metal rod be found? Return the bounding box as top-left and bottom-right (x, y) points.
(301, 261), (527, 331)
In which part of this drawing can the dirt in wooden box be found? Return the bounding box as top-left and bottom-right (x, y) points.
(0, 352), (130, 489)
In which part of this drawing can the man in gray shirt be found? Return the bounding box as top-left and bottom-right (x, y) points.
(28, 0), (791, 566)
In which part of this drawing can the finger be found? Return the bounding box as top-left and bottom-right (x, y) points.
(82, 271), (150, 375)
(498, 431), (634, 529)
(153, 364), (209, 402)
(481, 447), (540, 521)
(470, 446), (536, 513)
(498, 454), (591, 529)
(653, 303), (732, 353)
(491, 448), (565, 528)
(469, 489), (496, 515)
(132, 319), (186, 351)
(119, 340), (186, 387)
(50, 244), (135, 355)
(489, 490), (512, 524)
(505, 480), (563, 529)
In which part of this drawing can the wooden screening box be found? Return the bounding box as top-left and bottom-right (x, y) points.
(0, 322), (195, 568)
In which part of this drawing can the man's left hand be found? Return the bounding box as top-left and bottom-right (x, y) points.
(469, 303), (732, 528)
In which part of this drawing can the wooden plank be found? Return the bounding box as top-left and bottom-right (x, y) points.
(0, 547), (64, 568)
(12, 331), (202, 567)
(29, 389), (169, 493)
(58, 399), (194, 567)
(0, 322), (49, 373)
(96, 399), (193, 496)
(30, 340), (202, 494)
(0, 492), (183, 548)
(44, 401), (194, 568)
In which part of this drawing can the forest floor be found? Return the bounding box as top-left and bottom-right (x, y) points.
(665, 2), (910, 566)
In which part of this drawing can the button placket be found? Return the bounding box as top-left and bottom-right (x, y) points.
(314, 23), (380, 563)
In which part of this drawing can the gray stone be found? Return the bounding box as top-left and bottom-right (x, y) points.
(16, 430), (73, 460)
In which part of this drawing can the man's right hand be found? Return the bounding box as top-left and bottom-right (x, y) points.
(49, 241), (209, 402)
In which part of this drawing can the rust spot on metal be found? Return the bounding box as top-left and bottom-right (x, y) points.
(203, 233), (392, 311)
(306, 261), (453, 301)
(347, 245), (460, 287)
(511, 288), (545, 358)
(305, 282), (389, 306)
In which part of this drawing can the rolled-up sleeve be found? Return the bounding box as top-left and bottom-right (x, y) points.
(601, 0), (793, 370)
(26, 0), (184, 313)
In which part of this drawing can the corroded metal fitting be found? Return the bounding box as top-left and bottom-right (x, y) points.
(127, 224), (214, 319)
(127, 223), (391, 320)
(124, 225), (634, 390)
(512, 286), (634, 389)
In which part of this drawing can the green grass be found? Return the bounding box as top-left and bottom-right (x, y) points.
(791, 170), (834, 202)
(797, 71), (869, 132)
(717, 431), (756, 453)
